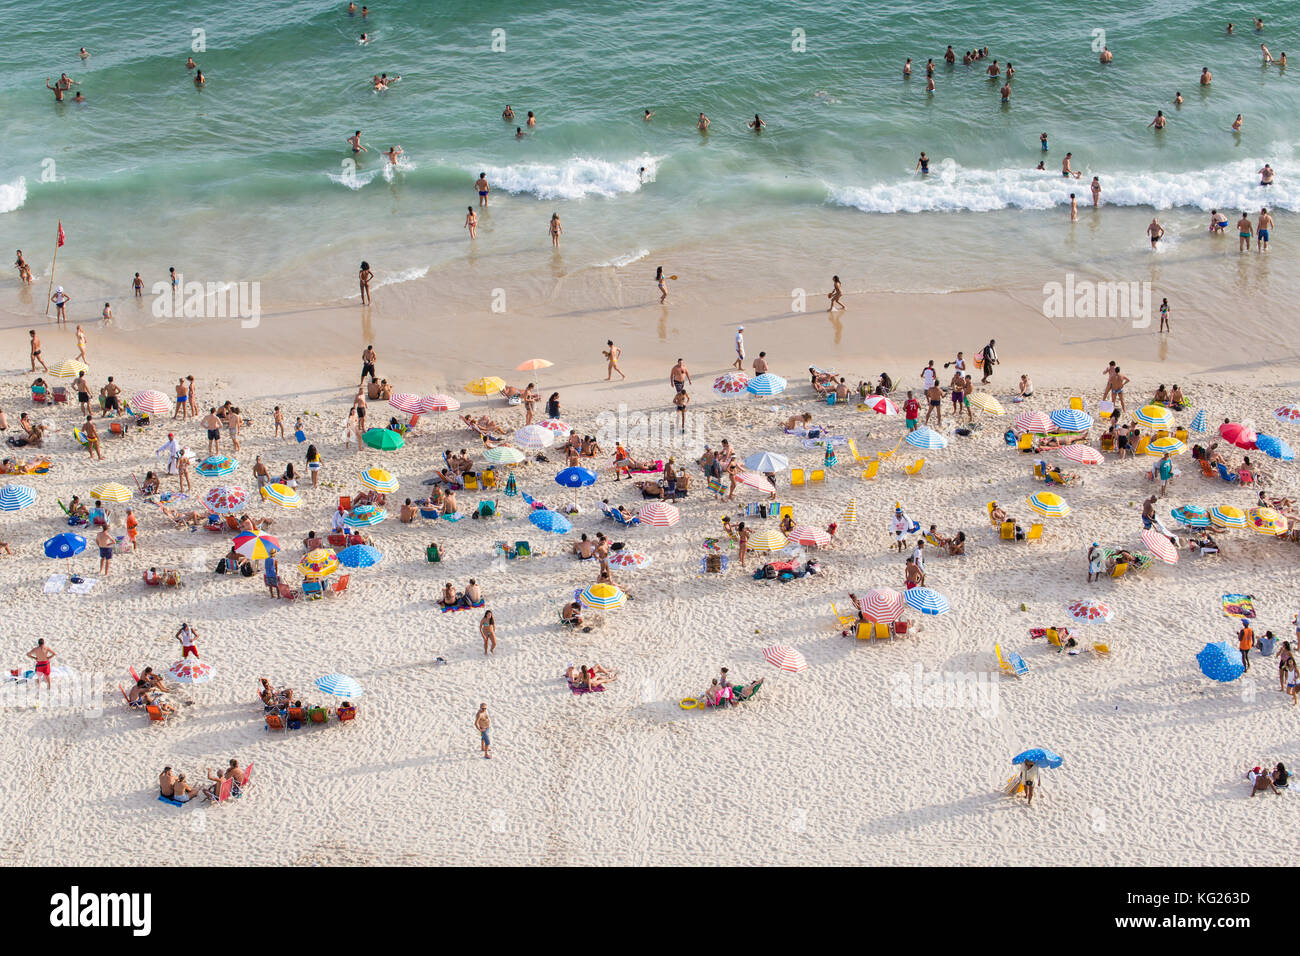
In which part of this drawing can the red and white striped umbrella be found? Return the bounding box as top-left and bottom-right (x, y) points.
(1066, 599), (1113, 623)
(1058, 444), (1104, 465)
(131, 390), (171, 416)
(637, 502), (680, 527)
(1140, 529), (1179, 565)
(762, 644), (808, 673)
(788, 525), (831, 547)
(419, 394), (460, 413)
(859, 587), (906, 623)
(388, 393), (424, 415)
(864, 395), (899, 415)
(1014, 411), (1053, 434)
(733, 470), (776, 495)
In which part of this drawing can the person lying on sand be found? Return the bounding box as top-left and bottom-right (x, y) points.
(158, 503), (210, 529)
(809, 368), (837, 394)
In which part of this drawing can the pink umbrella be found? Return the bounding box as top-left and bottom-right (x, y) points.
(537, 419), (570, 434)
(1058, 444), (1104, 465)
(1066, 600), (1113, 623)
(1014, 411), (1053, 434)
(859, 587), (906, 623)
(864, 395), (899, 415)
(733, 470), (776, 495)
(1141, 529), (1179, 564)
(637, 502), (680, 527)
(788, 525), (831, 547)
(420, 394), (461, 413)
(1219, 421), (1257, 449)
(762, 644), (808, 673)
(388, 393), (423, 415)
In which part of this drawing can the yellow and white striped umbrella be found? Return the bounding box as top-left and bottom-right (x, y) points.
(49, 359), (88, 378)
(89, 482), (133, 503)
(359, 467), (398, 493)
(841, 497), (858, 523)
(747, 528), (789, 552)
(967, 393), (1005, 415)
(261, 482), (302, 508)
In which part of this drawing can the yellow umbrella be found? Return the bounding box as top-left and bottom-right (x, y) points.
(1209, 505), (1247, 529)
(1248, 507), (1287, 536)
(1133, 404), (1175, 428)
(89, 482), (133, 503)
(1026, 491), (1070, 517)
(967, 393), (1005, 415)
(49, 359), (88, 378)
(747, 528), (789, 552)
(261, 483), (303, 508)
(465, 377), (506, 395)
(1145, 436), (1186, 456)
(298, 548), (340, 579)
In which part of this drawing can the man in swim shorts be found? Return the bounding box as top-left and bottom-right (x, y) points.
(1237, 212), (1253, 252)
(475, 703), (492, 758)
(97, 526), (114, 575)
(202, 407), (222, 454)
(27, 638), (55, 688)
(1146, 217), (1164, 248)
(1257, 207), (1273, 252)
(475, 172), (489, 206)
(360, 344), (377, 383)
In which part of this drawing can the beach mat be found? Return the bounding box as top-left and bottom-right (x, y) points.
(568, 680), (605, 695)
(43, 574), (67, 594)
(440, 602), (485, 613)
(69, 578), (97, 595)
(1222, 593), (1256, 619)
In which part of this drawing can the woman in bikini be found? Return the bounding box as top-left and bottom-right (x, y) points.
(548, 213), (562, 248)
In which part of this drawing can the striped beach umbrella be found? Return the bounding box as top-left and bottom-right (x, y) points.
(233, 530), (280, 560)
(1274, 405), (1300, 424)
(967, 392), (1005, 415)
(337, 544), (383, 568)
(196, 455), (238, 477)
(734, 470), (777, 495)
(483, 446), (525, 465)
(579, 583), (626, 611)
(168, 660), (214, 685)
(1254, 434), (1294, 461)
(129, 390), (171, 416)
(1209, 505), (1247, 529)
(528, 509), (572, 534)
(516, 358), (553, 372)
(747, 528), (789, 552)
(261, 482), (302, 508)
(514, 425), (553, 449)
(1050, 409), (1093, 432)
(788, 525), (831, 547)
(363, 428), (404, 450)
(637, 502), (680, 527)
(1219, 422), (1256, 449)
(762, 644), (808, 673)
(90, 482), (133, 503)
(1013, 411), (1053, 434)
(204, 486), (247, 515)
(1141, 529), (1180, 564)
(315, 673), (363, 698)
(359, 467), (398, 493)
(904, 587), (950, 616)
(608, 550), (652, 569)
(420, 394), (460, 413)
(465, 376), (506, 395)
(1248, 507), (1288, 536)
(1171, 504), (1210, 528)
(1059, 444), (1103, 465)
(1134, 405), (1175, 428)
(863, 394), (899, 415)
(537, 418), (570, 434)
(841, 497), (858, 523)
(0, 484), (35, 511)
(388, 393), (424, 415)
(744, 451), (789, 473)
(345, 504), (387, 527)
(860, 587), (906, 623)
(49, 359), (88, 378)
(713, 372), (749, 395)
(1145, 436), (1185, 456)
(298, 548), (340, 579)
(1067, 599), (1113, 623)
(746, 373), (787, 397)
(905, 427), (948, 450)
(1027, 491), (1070, 517)
(1189, 409), (1208, 433)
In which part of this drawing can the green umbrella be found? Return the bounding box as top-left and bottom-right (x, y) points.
(363, 428), (405, 451)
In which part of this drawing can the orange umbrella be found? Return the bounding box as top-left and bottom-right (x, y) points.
(516, 358), (553, 372)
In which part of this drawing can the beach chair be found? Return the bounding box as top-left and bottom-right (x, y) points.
(873, 622), (892, 641)
(301, 579), (325, 600)
(1000, 521), (1016, 540)
(1100, 434), (1115, 452)
(846, 438), (869, 464)
(30, 385), (46, 404)
(1032, 463), (1044, 479)
(1133, 436), (1151, 456)
(706, 476), (726, 498)
(876, 439), (901, 462)
(608, 509), (639, 528)
(205, 777), (235, 803)
(995, 644), (1028, 677)
(779, 505), (793, 524)
(903, 458), (925, 476)
(234, 762), (254, 797)
(1016, 433), (1034, 452)
(1025, 523), (1042, 542)
(51, 386), (68, 405)
(337, 706), (357, 723)
(308, 707), (329, 725)
(1174, 427), (1189, 443)
(860, 460), (880, 481)
(425, 543), (442, 563)
(476, 499), (498, 519)
(1110, 562), (1128, 579)
(514, 541), (532, 559)
(329, 573), (351, 596)
(809, 468), (826, 483)
(1215, 463), (1238, 483)
(338, 496), (351, 512)
(830, 601), (857, 631)
(1197, 459), (1216, 479)
(277, 581), (298, 600)
(1069, 396), (1084, 411)
(790, 468), (805, 487)
(986, 502), (997, 527)
(264, 712), (288, 733)
(1091, 642), (1110, 656)
(286, 707), (306, 730)
(731, 678), (764, 702)
(145, 704), (167, 724)
(463, 473), (479, 491)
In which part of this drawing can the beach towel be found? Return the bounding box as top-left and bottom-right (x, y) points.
(158, 794), (189, 807)
(568, 679), (605, 695)
(69, 578), (97, 595)
(439, 600), (485, 613)
(626, 460), (665, 474)
(442, 513), (467, 522)
(1222, 593), (1256, 619)
(43, 574), (67, 594)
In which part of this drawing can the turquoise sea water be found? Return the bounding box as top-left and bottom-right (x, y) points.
(1, 0), (1296, 319)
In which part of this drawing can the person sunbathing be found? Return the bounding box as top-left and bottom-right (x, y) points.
(926, 524), (951, 548)
(1170, 384), (1187, 407)
(425, 485), (445, 506)
(143, 567), (161, 586)
(461, 579), (483, 607)
(258, 677), (292, 709)
(566, 664), (616, 688)
(442, 489), (458, 514)
(1152, 384), (1170, 405)
(1036, 434), (1083, 450)
(140, 471), (161, 496)
(780, 512), (795, 534)
(158, 503), (208, 528)
(561, 601), (584, 627)
(439, 582), (461, 608)
(595, 561), (614, 586)
(399, 498), (417, 523)
(140, 667), (167, 692)
(1207, 442), (1227, 466)
(67, 496), (90, 519)
(1106, 549), (1136, 572)
(1237, 457), (1255, 483)
(1045, 466), (1079, 485)
(1018, 374), (1033, 398)
(990, 503), (1009, 525)
(809, 368), (836, 394)
(947, 531), (967, 555)
(636, 479), (665, 499)
(581, 436), (602, 457)
(612, 446), (651, 477)
(1249, 766), (1281, 796)
(303, 531), (324, 550)
(1189, 532), (1220, 555)
(572, 534), (597, 559)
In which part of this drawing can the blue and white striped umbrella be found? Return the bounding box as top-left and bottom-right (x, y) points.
(1049, 408), (1093, 432)
(904, 427), (948, 450)
(746, 373), (787, 396)
(336, 544), (383, 568)
(1189, 409), (1207, 433)
(1254, 434), (1295, 461)
(554, 467), (597, 488)
(315, 673), (364, 698)
(529, 509), (572, 534)
(744, 451), (790, 473)
(0, 484), (36, 512)
(904, 587), (950, 615)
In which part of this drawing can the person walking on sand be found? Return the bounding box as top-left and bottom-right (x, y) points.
(670, 358), (692, 394)
(737, 522), (750, 568)
(979, 340), (998, 385)
(827, 275), (845, 311)
(465, 206), (478, 240)
(475, 703), (492, 758)
(75, 324), (87, 362)
(358, 261), (373, 305)
(1237, 212), (1253, 252)
(360, 344), (377, 384)
(475, 172), (490, 207)
(177, 447), (191, 492)
(1019, 759), (1039, 807)
(96, 525), (114, 575)
(1159, 298), (1170, 332)
(480, 610), (496, 656)
(29, 330), (48, 372)
(548, 213), (562, 248)
(83, 416), (103, 461)
(733, 326), (745, 371)
(26, 638), (55, 689)
(604, 340), (625, 381)
(1107, 365), (1130, 413)
(176, 622), (200, 659)
(1238, 621), (1255, 672)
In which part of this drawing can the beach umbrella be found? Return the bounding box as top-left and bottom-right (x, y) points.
(363, 428), (404, 450)
(1067, 599), (1112, 623)
(537, 419), (570, 434)
(516, 358), (553, 372)
(713, 372), (749, 395)
(904, 587), (950, 616)
(1140, 529), (1179, 564)
(388, 393), (423, 415)
(733, 470), (777, 495)
(233, 530), (280, 560)
(89, 482), (133, 503)
(554, 466), (596, 488)
(359, 467), (398, 493)
(196, 455), (238, 477)
(465, 376), (506, 395)
(1027, 491), (1070, 517)
(762, 644), (808, 673)
(43, 532), (85, 571)
(579, 583), (625, 611)
(260, 482), (302, 508)
(1219, 421), (1256, 449)
(203, 486), (247, 515)
(345, 504), (386, 527)
(168, 660), (214, 685)
(1171, 504), (1210, 528)
(0, 484), (36, 511)
(744, 451), (789, 473)
(863, 394), (899, 415)
(1254, 434), (1294, 461)
(1197, 641), (1244, 683)
(905, 426), (948, 450)
(1209, 505), (1247, 529)
(745, 373), (787, 396)
(298, 548), (340, 579)
(842, 497), (858, 523)
(1012, 748), (1063, 769)
(788, 525), (831, 547)
(747, 528), (788, 552)
(637, 502), (680, 527)
(1013, 411), (1053, 434)
(1050, 409), (1093, 432)
(859, 588), (906, 623)
(1145, 436), (1185, 456)
(966, 393), (1005, 415)
(419, 394), (460, 413)
(1274, 405), (1300, 424)
(129, 390), (171, 416)
(514, 425), (553, 449)
(315, 673), (363, 698)
(1134, 405), (1175, 428)
(1058, 444), (1103, 465)
(483, 446), (525, 465)
(49, 359), (88, 378)
(337, 544), (383, 568)
(608, 550), (652, 569)
(1248, 507), (1288, 536)
(1189, 409), (1208, 432)
(528, 509), (571, 534)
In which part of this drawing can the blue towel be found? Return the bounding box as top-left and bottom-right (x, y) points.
(158, 794), (188, 807)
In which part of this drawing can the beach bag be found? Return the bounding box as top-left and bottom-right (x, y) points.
(295, 429), (306, 443)
(763, 564), (778, 580)
(1004, 429), (1016, 445)
(240, 562), (255, 578)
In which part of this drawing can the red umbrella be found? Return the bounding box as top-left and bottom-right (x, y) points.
(1219, 421), (1257, 449)
(859, 587), (906, 623)
(1141, 529), (1179, 564)
(762, 644), (808, 673)
(788, 525), (831, 547)
(733, 470), (776, 495)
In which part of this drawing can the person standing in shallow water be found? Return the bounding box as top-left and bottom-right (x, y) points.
(548, 213), (562, 248)
(358, 261), (373, 305)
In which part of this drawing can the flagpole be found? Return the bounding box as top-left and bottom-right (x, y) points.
(44, 220), (61, 316)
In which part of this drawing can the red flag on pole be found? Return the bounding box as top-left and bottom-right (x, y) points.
(57, 220), (65, 247)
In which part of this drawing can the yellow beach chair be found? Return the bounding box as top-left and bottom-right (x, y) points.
(1110, 562), (1129, 579)
(1069, 396), (1084, 411)
(846, 438), (868, 464)
(877, 440), (901, 462)
(778, 505), (793, 523)
(1000, 521), (1016, 540)
(1017, 433), (1034, 452)
(1133, 436), (1151, 456)
(809, 469), (826, 483)
(986, 501), (997, 527)
(830, 601), (857, 631)
(1025, 523), (1043, 541)
(903, 458), (925, 476)
(874, 622), (892, 641)
(994, 644), (1028, 677)
(1032, 463), (1044, 479)
(790, 468), (805, 487)
(1091, 642), (1111, 656)
(860, 460), (880, 481)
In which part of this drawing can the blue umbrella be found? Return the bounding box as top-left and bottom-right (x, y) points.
(746, 373), (787, 396)
(904, 427), (948, 450)
(336, 544), (383, 568)
(529, 509), (572, 534)
(1012, 748), (1063, 769)
(904, 587), (950, 615)
(1197, 641), (1245, 683)
(1049, 408), (1093, 432)
(744, 451), (790, 473)
(1189, 409), (1207, 433)
(315, 673), (363, 698)
(1254, 434), (1294, 461)
(0, 484), (36, 511)
(44, 532), (86, 559)
(554, 467), (596, 487)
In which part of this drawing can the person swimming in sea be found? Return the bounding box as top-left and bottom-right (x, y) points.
(502, 105), (514, 120)
(381, 145), (402, 165)
(347, 130), (367, 153)
(1040, 131), (1048, 151)
(1147, 110), (1166, 129)
(747, 114), (765, 132)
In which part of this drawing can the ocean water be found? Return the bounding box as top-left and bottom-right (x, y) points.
(0, 0), (1296, 324)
